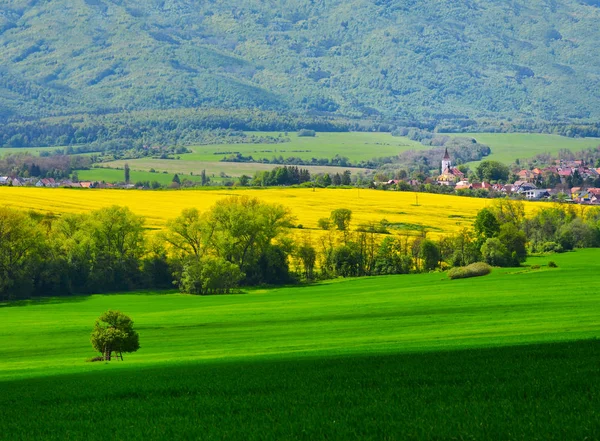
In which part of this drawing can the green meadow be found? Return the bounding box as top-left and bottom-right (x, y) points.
(457, 133), (600, 164)
(98, 159), (369, 179)
(95, 132), (600, 181)
(1, 250), (599, 439)
(182, 132), (423, 162)
(6, 132), (599, 183)
(0, 146), (64, 157)
(77, 168), (204, 185)
(181, 131), (600, 165)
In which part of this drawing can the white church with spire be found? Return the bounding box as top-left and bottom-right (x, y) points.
(441, 147), (452, 173)
(437, 147), (464, 186)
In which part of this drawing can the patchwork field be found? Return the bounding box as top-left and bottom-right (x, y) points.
(3, 132), (598, 183)
(0, 187), (539, 236)
(81, 131), (600, 180)
(1, 250), (599, 439)
(182, 132), (600, 164)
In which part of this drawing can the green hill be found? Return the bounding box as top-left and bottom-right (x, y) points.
(2, 0), (600, 122)
(1, 250), (599, 439)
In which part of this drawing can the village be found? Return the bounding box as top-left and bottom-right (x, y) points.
(3, 147), (600, 205)
(0, 176), (135, 190)
(384, 148), (600, 205)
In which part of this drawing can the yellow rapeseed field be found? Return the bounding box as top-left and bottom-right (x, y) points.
(0, 187), (539, 238)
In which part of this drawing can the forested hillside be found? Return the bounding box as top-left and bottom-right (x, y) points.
(1, 0), (600, 123)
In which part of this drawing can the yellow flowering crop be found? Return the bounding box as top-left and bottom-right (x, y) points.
(0, 187), (538, 238)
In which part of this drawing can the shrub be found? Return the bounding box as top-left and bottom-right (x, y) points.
(540, 242), (563, 253)
(530, 264), (540, 270)
(448, 262), (492, 280)
(179, 256), (244, 295)
(481, 237), (509, 266)
(297, 129), (316, 137)
(548, 261), (558, 268)
(317, 217), (331, 230)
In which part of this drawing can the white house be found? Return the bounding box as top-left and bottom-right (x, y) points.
(524, 189), (550, 200)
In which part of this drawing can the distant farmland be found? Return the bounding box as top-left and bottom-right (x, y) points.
(0, 187), (538, 237)
(2, 132), (598, 182)
(77, 131), (600, 180)
(77, 168), (204, 185)
(454, 132), (600, 164)
(97, 159), (370, 179)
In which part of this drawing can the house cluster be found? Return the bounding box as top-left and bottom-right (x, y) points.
(514, 160), (600, 182)
(427, 150), (600, 204)
(0, 177), (134, 189)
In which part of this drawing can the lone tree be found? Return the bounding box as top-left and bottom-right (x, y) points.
(91, 310), (140, 361)
(124, 163), (130, 184)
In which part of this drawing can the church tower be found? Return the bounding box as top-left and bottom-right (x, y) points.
(441, 147), (451, 173)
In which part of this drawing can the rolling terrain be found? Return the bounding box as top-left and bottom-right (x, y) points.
(77, 131), (600, 179)
(0, 250), (598, 439)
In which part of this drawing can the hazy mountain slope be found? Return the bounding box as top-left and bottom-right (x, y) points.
(1, 0), (600, 121)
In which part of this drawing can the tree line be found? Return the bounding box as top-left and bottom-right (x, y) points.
(2, 197), (599, 301)
(0, 109), (366, 148)
(0, 153), (91, 180)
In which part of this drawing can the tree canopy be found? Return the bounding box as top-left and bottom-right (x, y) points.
(91, 310), (140, 361)
(2, 0), (600, 124)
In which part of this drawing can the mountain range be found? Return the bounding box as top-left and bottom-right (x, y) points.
(2, 0), (600, 123)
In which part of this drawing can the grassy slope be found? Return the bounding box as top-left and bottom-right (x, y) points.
(458, 133), (600, 164)
(182, 132), (423, 162)
(77, 168), (204, 185)
(0, 251), (599, 439)
(1, 250), (598, 381)
(97, 159), (371, 178)
(83, 132), (419, 178)
(0, 146), (64, 157)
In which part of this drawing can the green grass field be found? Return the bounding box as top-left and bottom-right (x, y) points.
(456, 133), (600, 164)
(94, 132), (600, 180)
(180, 131), (600, 166)
(77, 168), (205, 185)
(65, 132), (600, 181)
(182, 132), (423, 162)
(97, 159), (370, 179)
(1, 250), (599, 439)
(0, 146), (65, 157)
(86, 132), (412, 180)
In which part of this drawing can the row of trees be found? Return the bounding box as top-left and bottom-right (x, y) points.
(0, 109), (358, 148)
(0, 197), (297, 300)
(251, 166), (312, 187)
(2, 197), (599, 301)
(221, 152), (381, 169)
(0, 206), (166, 300)
(0, 153), (91, 179)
